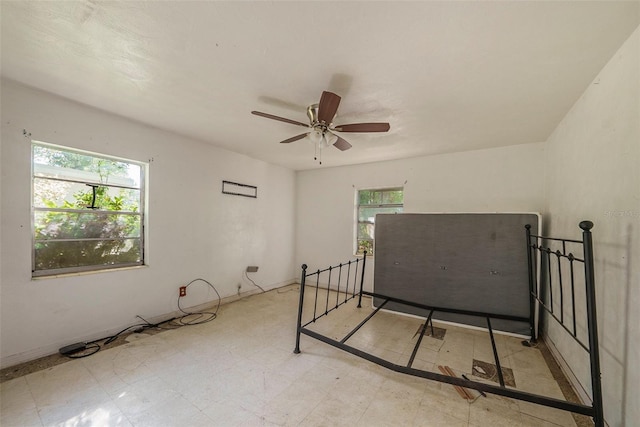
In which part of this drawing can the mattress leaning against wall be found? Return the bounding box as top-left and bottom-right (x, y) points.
(373, 212), (541, 335)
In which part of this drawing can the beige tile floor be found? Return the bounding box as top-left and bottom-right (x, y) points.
(1, 284), (581, 426)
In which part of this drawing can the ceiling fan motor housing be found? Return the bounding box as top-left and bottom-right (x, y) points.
(306, 103), (321, 125)
(307, 103), (331, 138)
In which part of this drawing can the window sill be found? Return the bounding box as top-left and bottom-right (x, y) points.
(354, 253), (373, 259)
(32, 265), (148, 280)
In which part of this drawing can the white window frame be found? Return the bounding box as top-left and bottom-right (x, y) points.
(355, 187), (404, 256)
(31, 141), (146, 277)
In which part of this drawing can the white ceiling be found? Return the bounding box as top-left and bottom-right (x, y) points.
(1, 1), (638, 171)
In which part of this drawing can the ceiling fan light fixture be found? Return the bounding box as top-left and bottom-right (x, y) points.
(319, 136), (331, 149)
(325, 131), (338, 146)
(309, 128), (323, 144)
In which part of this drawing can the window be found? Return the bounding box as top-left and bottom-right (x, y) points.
(32, 142), (145, 276)
(356, 188), (403, 255)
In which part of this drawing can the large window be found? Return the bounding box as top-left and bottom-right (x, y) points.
(356, 188), (403, 255)
(32, 142), (145, 276)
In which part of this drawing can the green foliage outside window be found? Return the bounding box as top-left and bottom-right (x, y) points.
(356, 188), (403, 255)
(32, 143), (144, 275)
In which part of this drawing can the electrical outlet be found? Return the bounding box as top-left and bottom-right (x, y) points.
(179, 286), (186, 297)
(246, 266), (259, 273)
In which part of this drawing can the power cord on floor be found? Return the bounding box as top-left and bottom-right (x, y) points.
(60, 318), (170, 359)
(61, 278), (222, 359)
(135, 314), (181, 331)
(172, 278), (221, 326)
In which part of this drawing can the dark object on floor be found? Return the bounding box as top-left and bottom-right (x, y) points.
(413, 324), (446, 340)
(59, 342), (87, 355)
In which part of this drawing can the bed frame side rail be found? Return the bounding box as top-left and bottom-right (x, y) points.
(296, 282), (596, 418)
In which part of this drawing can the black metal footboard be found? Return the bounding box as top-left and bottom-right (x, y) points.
(294, 253), (367, 354)
(294, 222), (603, 427)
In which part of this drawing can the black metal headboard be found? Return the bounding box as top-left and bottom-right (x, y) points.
(525, 221), (603, 425)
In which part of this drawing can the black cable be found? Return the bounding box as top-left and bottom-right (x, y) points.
(79, 315), (178, 354)
(173, 278), (221, 326)
(63, 319), (156, 358)
(135, 314), (180, 330)
(245, 271), (265, 293)
(62, 280), (220, 359)
(101, 324), (146, 345)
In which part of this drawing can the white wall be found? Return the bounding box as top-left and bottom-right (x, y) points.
(0, 79), (296, 368)
(295, 142), (545, 291)
(543, 26), (639, 427)
(2, 26), (636, 425)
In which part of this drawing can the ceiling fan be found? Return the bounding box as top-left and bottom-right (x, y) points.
(251, 91), (390, 164)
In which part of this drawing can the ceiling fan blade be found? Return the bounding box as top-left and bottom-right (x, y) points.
(333, 122), (390, 133)
(251, 111), (309, 128)
(279, 133), (309, 144)
(333, 135), (352, 151)
(317, 91), (341, 124)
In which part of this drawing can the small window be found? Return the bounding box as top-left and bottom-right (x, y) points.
(32, 142), (145, 276)
(356, 188), (403, 255)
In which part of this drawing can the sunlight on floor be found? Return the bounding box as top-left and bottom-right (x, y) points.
(1, 284), (585, 426)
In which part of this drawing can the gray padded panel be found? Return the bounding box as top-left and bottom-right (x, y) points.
(373, 213), (539, 335)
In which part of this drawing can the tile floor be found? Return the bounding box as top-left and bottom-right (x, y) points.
(1, 284), (582, 426)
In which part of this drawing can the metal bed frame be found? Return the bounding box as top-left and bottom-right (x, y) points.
(294, 221), (604, 426)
